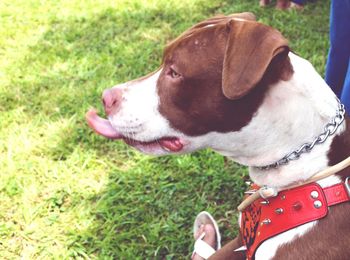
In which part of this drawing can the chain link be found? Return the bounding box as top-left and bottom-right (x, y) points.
(257, 100), (346, 170)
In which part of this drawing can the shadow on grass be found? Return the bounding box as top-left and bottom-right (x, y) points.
(73, 152), (247, 259)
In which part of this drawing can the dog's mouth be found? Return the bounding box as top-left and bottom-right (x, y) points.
(85, 109), (184, 153)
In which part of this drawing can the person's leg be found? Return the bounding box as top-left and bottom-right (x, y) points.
(259, 0), (270, 7)
(276, 0), (291, 10)
(208, 236), (246, 260)
(325, 0), (350, 97)
(192, 218), (246, 259)
(192, 224), (217, 260)
(340, 58), (350, 112)
(290, 0), (306, 9)
(292, 0), (306, 5)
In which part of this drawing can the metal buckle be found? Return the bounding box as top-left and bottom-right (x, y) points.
(345, 177), (350, 198)
(259, 186), (278, 199)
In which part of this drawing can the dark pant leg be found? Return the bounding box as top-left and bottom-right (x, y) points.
(325, 0), (350, 98)
(341, 59), (350, 112)
(292, 0), (307, 5)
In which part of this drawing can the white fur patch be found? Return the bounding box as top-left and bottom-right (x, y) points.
(109, 70), (171, 142)
(237, 53), (345, 258)
(107, 69), (212, 155)
(255, 221), (316, 260)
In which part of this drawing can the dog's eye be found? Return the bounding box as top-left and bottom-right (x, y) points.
(169, 68), (181, 79)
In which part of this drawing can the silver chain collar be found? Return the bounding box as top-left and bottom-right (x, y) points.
(256, 99), (346, 170)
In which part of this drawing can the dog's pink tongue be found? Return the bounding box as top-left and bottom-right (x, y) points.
(86, 109), (122, 139)
(159, 138), (183, 152)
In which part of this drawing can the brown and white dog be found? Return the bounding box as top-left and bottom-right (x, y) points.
(86, 13), (350, 259)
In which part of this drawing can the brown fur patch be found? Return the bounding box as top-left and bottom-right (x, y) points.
(157, 18), (293, 136)
(327, 116), (350, 179)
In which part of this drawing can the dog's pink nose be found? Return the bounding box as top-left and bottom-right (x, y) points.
(102, 88), (123, 116)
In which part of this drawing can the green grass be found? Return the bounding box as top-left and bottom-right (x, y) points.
(0, 0), (330, 259)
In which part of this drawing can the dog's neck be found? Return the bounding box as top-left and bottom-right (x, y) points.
(213, 53), (348, 188)
(248, 53), (348, 188)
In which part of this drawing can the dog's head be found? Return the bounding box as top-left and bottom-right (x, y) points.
(86, 13), (293, 162)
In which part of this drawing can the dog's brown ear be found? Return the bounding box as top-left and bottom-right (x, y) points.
(222, 20), (289, 100)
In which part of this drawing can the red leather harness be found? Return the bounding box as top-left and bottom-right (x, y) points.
(240, 179), (350, 260)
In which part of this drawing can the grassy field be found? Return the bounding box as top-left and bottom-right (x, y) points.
(0, 0), (330, 259)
